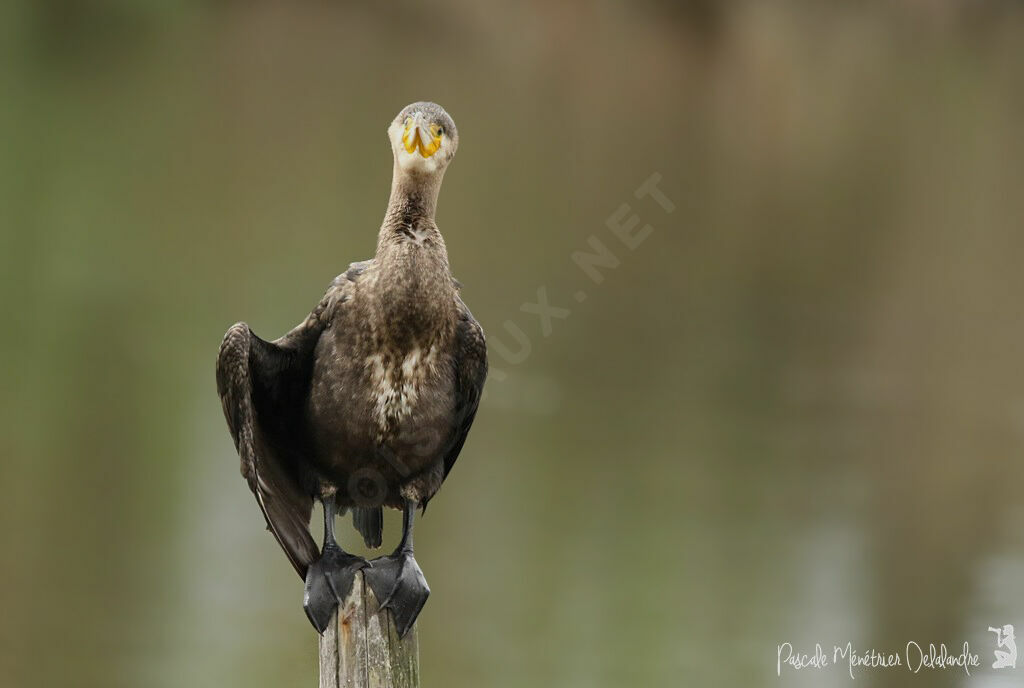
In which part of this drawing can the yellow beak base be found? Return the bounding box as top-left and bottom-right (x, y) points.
(402, 118), (442, 158)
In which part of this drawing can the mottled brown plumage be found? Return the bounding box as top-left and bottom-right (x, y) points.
(216, 102), (486, 636)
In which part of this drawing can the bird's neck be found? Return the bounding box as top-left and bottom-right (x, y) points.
(377, 165), (443, 248)
(371, 165), (457, 346)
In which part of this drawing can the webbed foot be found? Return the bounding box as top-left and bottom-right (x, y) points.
(364, 551), (430, 638)
(303, 546), (367, 634)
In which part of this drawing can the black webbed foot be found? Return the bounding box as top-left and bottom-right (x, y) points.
(364, 550), (430, 638)
(303, 545), (367, 634)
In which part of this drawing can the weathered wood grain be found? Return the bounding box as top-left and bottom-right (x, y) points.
(319, 572), (420, 688)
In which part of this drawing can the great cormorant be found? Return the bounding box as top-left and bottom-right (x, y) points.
(216, 102), (487, 637)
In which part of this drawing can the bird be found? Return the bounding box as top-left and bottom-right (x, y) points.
(216, 102), (487, 638)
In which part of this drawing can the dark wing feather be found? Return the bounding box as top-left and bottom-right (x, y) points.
(216, 286), (340, 578)
(441, 299), (488, 481)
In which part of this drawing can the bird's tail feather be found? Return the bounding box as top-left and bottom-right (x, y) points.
(353, 506), (383, 548)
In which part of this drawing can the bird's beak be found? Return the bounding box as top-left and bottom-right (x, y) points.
(402, 114), (442, 158)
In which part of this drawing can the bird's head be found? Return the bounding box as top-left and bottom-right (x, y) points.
(388, 102), (458, 176)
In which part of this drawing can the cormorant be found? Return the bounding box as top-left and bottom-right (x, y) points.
(216, 102), (487, 637)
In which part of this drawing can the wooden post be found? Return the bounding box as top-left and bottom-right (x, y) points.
(319, 571), (420, 688)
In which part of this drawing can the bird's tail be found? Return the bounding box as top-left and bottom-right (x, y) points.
(352, 506), (383, 548)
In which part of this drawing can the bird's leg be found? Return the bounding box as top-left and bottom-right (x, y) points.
(364, 499), (430, 638)
(303, 497), (367, 634)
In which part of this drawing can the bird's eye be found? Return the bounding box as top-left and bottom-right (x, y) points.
(436, 126), (444, 136)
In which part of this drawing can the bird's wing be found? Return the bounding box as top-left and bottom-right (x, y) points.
(215, 280), (346, 579)
(344, 259), (373, 282)
(441, 297), (488, 481)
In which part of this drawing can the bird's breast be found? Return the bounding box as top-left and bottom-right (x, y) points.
(365, 344), (444, 443)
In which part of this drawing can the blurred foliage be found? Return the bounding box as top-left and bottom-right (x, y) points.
(2, 1), (1024, 687)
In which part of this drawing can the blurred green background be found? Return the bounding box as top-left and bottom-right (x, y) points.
(3, 1), (1024, 686)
